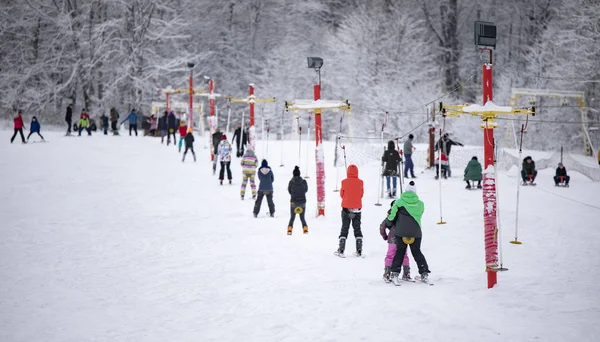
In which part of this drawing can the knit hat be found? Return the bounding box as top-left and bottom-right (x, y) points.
(221, 134), (227, 140)
(261, 159), (269, 168)
(405, 181), (417, 193)
(293, 166), (301, 177)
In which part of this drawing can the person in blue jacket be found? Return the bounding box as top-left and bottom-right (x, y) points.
(121, 109), (139, 136)
(27, 116), (45, 142)
(253, 159), (275, 217)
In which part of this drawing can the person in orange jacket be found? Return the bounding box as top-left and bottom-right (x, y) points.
(335, 164), (365, 257)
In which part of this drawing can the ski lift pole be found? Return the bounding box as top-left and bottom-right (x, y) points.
(280, 109), (285, 167)
(226, 101), (232, 135)
(239, 110), (245, 155)
(298, 125), (302, 167)
(494, 140), (509, 271)
(395, 138), (404, 195)
(376, 112), (389, 206)
(334, 135), (341, 192)
(437, 125), (447, 224)
(511, 116), (529, 245)
(266, 119), (270, 159)
(305, 115), (311, 179)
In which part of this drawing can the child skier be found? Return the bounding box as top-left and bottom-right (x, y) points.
(335, 164), (364, 257)
(149, 115), (157, 136)
(240, 147), (258, 200)
(434, 153), (449, 179)
(380, 200), (411, 282)
(78, 110), (91, 136)
(217, 135), (233, 185)
(253, 159), (275, 217)
(381, 140), (401, 198)
(385, 181), (430, 285)
(178, 120), (187, 152)
(10, 110), (26, 143)
(287, 166), (308, 235)
(464, 156), (483, 189)
(26, 116), (45, 142)
(182, 128), (196, 162)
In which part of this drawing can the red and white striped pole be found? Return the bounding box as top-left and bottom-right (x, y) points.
(249, 84), (255, 150)
(481, 49), (499, 289)
(209, 79), (215, 161)
(314, 84), (325, 216)
(189, 72), (193, 129)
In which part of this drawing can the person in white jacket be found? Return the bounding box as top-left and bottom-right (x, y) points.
(217, 134), (233, 185)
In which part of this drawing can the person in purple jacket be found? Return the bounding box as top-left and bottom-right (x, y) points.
(380, 200), (411, 283)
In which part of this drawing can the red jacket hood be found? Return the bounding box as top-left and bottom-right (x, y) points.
(347, 164), (359, 178)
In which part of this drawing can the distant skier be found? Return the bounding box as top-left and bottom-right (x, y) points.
(240, 146), (258, 200)
(335, 164), (364, 257)
(78, 110), (92, 136)
(287, 166), (309, 235)
(181, 128), (196, 162)
(10, 110), (26, 144)
(110, 107), (119, 135)
(385, 181), (430, 285)
(435, 133), (463, 177)
(434, 153), (449, 179)
(166, 111), (178, 146)
(26, 116), (45, 142)
(554, 162), (570, 187)
(382, 140), (401, 198)
(233, 124), (248, 157)
(217, 135), (233, 185)
(464, 156), (483, 189)
(65, 104), (73, 135)
(158, 111), (168, 143)
(403, 134), (416, 178)
(121, 109), (139, 136)
(178, 120), (187, 152)
(253, 159), (275, 217)
(212, 127), (223, 174)
(149, 115), (157, 136)
(521, 156), (537, 185)
(380, 200), (411, 282)
(100, 113), (109, 135)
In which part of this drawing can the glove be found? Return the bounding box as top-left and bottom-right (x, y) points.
(383, 218), (393, 228)
(380, 224), (388, 241)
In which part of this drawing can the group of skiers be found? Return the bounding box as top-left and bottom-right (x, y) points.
(9, 110), (44, 143)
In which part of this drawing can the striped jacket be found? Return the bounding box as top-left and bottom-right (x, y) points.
(241, 150), (258, 174)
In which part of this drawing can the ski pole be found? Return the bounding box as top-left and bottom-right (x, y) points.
(437, 127), (446, 225)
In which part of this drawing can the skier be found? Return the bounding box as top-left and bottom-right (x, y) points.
(434, 153), (449, 179)
(65, 104), (73, 135)
(78, 110), (92, 136)
(178, 120), (187, 152)
(385, 181), (430, 285)
(403, 134), (416, 178)
(382, 140), (401, 198)
(554, 162), (570, 187)
(109, 107), (119, 135)
(181, 128), (196, 162)
(100, 113), (109, 135)
(521, 156), (537, 185)
(10, 110), (26, 144)
(464, 156), (483, 189)
(435, 133), (463, 177)
(232, 124), (248, 157)
(158, 111), (168, 143)
(335, 164), (364, 257)
(380, 200), (411, 282)
(287, 166), (309, 235)
(149, 115), (157, 136)
(212, 127), (223, 174)
(253, 159), (275, 217)
(121, 109), (139, 136)
(240, 146), (258, 200)
(166, 111), (178, 146)
(26, 116), (45, 142)
(217, 135), (233, 185)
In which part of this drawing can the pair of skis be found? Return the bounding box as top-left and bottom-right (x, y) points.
(334, 251), (364, 258)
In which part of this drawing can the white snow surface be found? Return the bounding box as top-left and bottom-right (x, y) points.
(2, 131), (600, 342)
(462, 101), (513, 113)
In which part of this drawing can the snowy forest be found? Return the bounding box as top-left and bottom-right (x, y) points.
(1, 0), (599, 151)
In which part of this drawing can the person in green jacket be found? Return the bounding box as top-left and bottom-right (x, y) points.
(464, 156), (483, 189)
(385, 181), (430, 285)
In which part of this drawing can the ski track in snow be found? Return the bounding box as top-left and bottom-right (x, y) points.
(1, 131), (600, 342)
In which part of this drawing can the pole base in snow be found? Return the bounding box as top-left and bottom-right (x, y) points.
(333, 189), (340, 193)
(437, 221), (447, 225)
(510, 240), (523, 245)
(490, 267), (509, 272)
(374, 203), (382, 207)
(304, 176), (310, 179)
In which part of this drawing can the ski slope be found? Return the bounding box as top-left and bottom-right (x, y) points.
(1, 130), (600, 342)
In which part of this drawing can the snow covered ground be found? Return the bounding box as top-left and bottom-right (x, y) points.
(2, 130), (600, 342)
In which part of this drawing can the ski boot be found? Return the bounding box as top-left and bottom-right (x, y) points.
(287, 226), (293, 235)
(392, 188), (397, 197)
(466, 183), (472, 189)
(402, 266), (412, 281)
(355, 237), (363, 256)
(229, 179), (232, 185)
(219, 180), (223, 185)
(383, 266), (391, 283)
(303, 226), (308, 234)
(390, 272), (402, 286)
(253, 213), (258, 218)
(335, 237), (347, 257)
(419, 273), (429, 283)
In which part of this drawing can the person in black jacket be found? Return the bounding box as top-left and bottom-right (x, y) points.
(65, 104), (73, 135)
(382, 140), (402, 198)
(212, 128), (223, 174)
(158, 111), (168, 143)
(166, 111), (178, 146)
(554, 162), (570, 187)
(232, 124), (248, 157)
(287, 166), (309, 235)
(100, 113), (109, 135)
(435, 133), (463, 177)
(182, 129), (196, 162)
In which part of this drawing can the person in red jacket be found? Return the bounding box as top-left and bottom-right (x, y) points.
(335, 164), (365, 257)
(10, 110), (26, 143)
